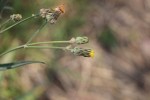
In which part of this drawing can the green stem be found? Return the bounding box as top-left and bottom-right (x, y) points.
(0, 14), (39, 34)
(28, 41), (70, 46)
(27, 46), (65, 50)
(0, 45), (24, 57)
(0, 45), (65, 57)
(25, 21), (47, 44)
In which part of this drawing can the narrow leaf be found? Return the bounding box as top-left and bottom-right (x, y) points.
(0, 61), (45, 71)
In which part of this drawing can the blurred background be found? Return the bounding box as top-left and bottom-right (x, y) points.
(0, 0), (150, 100)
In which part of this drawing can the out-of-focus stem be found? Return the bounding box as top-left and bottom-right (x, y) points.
(25, 21), (47, 44)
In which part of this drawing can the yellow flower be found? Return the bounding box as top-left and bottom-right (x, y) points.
(90, 50), (94, 58)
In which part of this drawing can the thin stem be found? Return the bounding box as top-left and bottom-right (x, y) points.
(28, 41), (70, 46)
(27, 46), (65, 50)
(0, 18), (11, 29)
(0, 45), (24, 57)
(25, 21), (47, 44)
(0, 45), (65, 57)
(0, 14), (39, 34)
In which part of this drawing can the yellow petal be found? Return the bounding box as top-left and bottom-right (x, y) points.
(90, 50), (94, 58)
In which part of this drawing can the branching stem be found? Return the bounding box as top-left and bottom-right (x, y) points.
(0, 41), (69, 57)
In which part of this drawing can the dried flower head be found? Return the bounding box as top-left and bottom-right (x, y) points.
(39, 8), (52, 18)
(10, 14), (22, 22)
(39, 5), (65, 24)
(70, 47), (94, 58)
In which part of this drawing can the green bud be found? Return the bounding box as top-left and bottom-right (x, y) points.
(71, 47), (94, 57)
(75, 37), (89, 44)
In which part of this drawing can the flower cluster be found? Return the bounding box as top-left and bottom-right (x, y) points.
(39, 5), (65, 24)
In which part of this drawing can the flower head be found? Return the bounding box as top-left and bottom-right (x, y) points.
(39, 5), (65, 24)
(70, 47), (94, 58)
(39, 8), (52, 18)
(70, 36), (89, 44)
(10, 14), (22, 22)
(75, 37), (89, 44)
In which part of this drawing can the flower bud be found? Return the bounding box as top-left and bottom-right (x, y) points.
(71, 47), (94, 58)
(75, 37), (89, 44)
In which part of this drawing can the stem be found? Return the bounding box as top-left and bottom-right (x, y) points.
(25, 21), (47, 44)
(0, 45), (24, 57)
(28, 41), (70, 46)
(27, 46), (65, 50)
(0, 45), (65, 57)
(0, 14), (39, 34)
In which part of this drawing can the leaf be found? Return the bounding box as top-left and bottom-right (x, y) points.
(0, 61), (45, 71)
